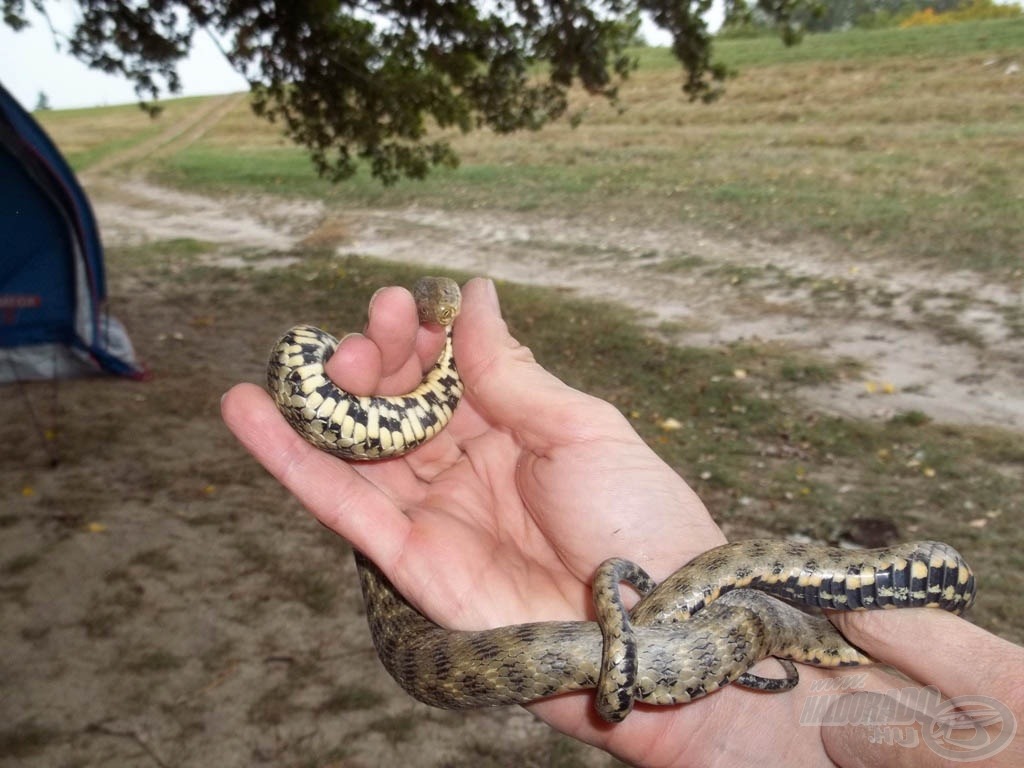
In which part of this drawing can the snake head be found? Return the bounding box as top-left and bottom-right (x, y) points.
(413, 276), (462, 327)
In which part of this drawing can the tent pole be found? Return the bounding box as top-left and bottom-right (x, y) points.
(4, 355), (60, 467)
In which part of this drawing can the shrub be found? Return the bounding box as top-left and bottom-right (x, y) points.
(900, 0), (1022, 28)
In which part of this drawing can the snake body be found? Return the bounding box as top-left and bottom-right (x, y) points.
(268, 277), (978, 722)
(268, 277), (462, 460)
(357, 541), (974, 721)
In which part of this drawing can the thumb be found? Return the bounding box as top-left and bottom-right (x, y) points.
(454, 278), (632, 447)
(821, 611), (1024, 768)
(829, 609), (1024, 702)
(820, 691), (934, 768)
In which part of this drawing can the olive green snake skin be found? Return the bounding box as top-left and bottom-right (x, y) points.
(268, 277), (978, 722)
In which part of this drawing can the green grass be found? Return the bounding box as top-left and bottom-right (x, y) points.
(40, 97), (213, 171)
(710, 17), (1024, 67)
(162, 25), (1023, 271)
(41, 19), (1024, 272)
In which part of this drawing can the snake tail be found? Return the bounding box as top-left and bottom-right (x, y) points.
(632, 540), (976, 629)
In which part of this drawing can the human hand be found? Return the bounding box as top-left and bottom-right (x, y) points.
(818, 610), (1024, 767)
(221, 278), (1015, 767)
(222, 277), (719, 623)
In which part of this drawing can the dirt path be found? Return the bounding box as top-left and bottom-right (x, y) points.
(90, 181), (1024, 433)
(79, 85), (1024, 433)
(83, 93), (248, 177)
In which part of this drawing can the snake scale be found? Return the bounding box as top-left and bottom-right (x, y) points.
(268, 277), (978, 722)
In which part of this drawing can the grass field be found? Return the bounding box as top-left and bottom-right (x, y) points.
(41, 18), (1024, 273)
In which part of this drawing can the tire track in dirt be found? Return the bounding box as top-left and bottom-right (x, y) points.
(83, 92), (323, 252)
(83, 92), (246, 177)
(90, 182), (1024, 432)
(339, 206), (1024, 432)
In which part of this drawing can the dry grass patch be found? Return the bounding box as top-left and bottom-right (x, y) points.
(122, 34), (1020, 270)
(298, 218), (353, 249)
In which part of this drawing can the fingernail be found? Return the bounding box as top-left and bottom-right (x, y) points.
(483, 278), (500, 313)
(367, 287), (387, 317)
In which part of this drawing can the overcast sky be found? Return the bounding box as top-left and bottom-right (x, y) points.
(0, 1), (248, 110)
(1, 1), (683, 112)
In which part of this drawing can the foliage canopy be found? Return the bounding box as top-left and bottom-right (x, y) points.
(5, 0), (805, 182)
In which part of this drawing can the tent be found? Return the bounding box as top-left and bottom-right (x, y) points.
(0, 82), (144, 383)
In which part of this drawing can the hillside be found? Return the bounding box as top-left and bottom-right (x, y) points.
(40, 17), (1024, 272)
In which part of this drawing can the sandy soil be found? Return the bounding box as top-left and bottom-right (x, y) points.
(0, 198), (619, 767)
(93, 180), (1024, 432)
(3, 112), (1021, 766)
(83, 90), (1024, 432)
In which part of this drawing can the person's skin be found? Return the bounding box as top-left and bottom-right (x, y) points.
(222, 278), (1023, 768)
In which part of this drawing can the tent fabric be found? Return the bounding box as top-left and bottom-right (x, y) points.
(0, 82), (144, 382)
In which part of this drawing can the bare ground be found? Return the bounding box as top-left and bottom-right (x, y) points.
(0, 197), (619, 767)
(3, 125), (1022, 766)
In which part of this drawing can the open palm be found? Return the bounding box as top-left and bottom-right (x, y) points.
(222, 278), (963, 768)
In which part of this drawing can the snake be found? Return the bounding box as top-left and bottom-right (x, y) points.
(267, 276), (978, 723)
(268, 276), (462, 460)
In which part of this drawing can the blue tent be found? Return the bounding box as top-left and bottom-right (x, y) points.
(0, 82), (143, 382)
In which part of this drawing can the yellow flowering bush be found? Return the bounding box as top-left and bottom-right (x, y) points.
(901, 0), (1022, 28)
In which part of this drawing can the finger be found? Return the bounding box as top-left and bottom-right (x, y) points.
(326, 287), (409, 395)
(356, 278), (487, 479)
(455, 278), (633, 447)
(821, 691), (930, 768)
(373, 284), (448, 375)
(821, 687), (1022, 768)
(325, 286), (445, 397)
(326, 333), (382, 396)
(220, 382), (412, 567)
(829, 609), (1024, 702)
(414, 321), (447, 373)
(364, 286), (431, 393)
(361, 283), (460, 475)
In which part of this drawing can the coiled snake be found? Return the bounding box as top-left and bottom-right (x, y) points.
(268, 277), (977, 722)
